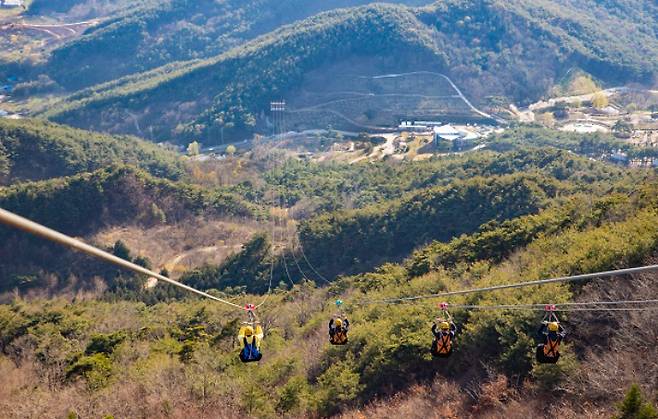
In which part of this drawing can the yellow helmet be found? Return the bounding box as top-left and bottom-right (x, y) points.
(548, 322), (559, 332)
(334, 318), (343, 327)
(244, 326), (254, 336)
(439, 321), (450, 331)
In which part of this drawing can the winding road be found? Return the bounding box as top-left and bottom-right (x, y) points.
(364, 71), (505, 123)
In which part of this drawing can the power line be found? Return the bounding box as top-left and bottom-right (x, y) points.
(256, 100), (290, 308)
(0, 208), (243, 309)
(362, 264), (658, 305)
(296, 233), (332, 285)
(282, 203), (320, 286)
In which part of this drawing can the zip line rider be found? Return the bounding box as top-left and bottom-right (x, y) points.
(431, 303), (457, 358)
(329, 299), (349, 345)
(239, 304), (264, 363)
(329, 317), (350, 345)
(536, 305), (567, 364)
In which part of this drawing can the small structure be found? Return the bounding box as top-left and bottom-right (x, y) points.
(0, 0), (25, 8)
(433, 124), (480, 150)
(399, 121), (430, 132)
(433, 124), (463, 142)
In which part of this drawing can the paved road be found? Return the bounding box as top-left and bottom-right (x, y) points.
(528, 87), (628, 111)
(0, 19), (99, 43)
(365, 71), (505, 123)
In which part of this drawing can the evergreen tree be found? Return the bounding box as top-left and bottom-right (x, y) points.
(615, 384), (658, 419)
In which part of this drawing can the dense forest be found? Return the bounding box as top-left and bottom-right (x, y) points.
(0, 165), (256, 294)
(41, 0), (658, 143)
(44, 4), (443, 142)
(1, 173), (656, 417)
(41, 0), (431, 90)
(0, 119), (183, 184)
(0, 117), (657, 418)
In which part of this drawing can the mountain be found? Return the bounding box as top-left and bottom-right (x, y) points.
(43, 0), (658, 143)
(1, 1), (658, 416)
(0, 118), (183, 184)
(0, 165), (256, 293)
(44, 4), (443, 142)
(42, 0), (431, 90)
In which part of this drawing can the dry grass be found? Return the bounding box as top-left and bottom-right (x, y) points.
(0, 354), (243, 419)
(93, 217), (262, 276)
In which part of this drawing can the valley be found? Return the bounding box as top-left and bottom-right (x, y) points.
(0, 0), (657, 418)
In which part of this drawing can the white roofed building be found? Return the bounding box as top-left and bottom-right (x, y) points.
(433, 124), (481, 151)
(433, 124), (463, 141)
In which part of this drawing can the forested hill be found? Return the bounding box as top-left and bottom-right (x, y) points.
(42, 0), (432, 90)
(44, 4), (442, 141)
(0, 119), (183, 184)
(44, 0), (658, 143)
(1, 155), (657, 417)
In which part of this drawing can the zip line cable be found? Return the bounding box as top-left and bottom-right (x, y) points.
(271, 98), (331, 287)
(454, 306), (658, 312)
(0, 208), (243, 309)
(3, 206), (658, 316)
(287, 205), (314, 283)
(362, 264), (658, 305)
(297, 233), (332, 285)
(270, 104), (301, 293)
(447, 299), (658, 312)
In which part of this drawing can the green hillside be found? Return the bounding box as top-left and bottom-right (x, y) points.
(43, 0), (658, 143)
(296, 145), (638, 277)
(0, 121), (656, 417)
(1, 177), (656, 417)
(0, 165), (256, 293)
(0, 118), (183, 184)
(43, 0), (431, 90)
(44, 4), (442, 142)
(0, 165), (254, 237)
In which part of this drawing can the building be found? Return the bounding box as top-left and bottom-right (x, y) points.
(0, 0), (25, 8)
(433, 124), (464, 142)
(433, 124), (480, 150)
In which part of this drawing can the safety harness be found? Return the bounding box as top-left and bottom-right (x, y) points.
(543, 336), (560, 358)
(432, 302), (454, 357)
(435, 333), (452, 355)
(331, 329), (348, 345)
(540, 305), (561, 359)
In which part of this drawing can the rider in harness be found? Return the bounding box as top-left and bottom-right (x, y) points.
(239, 305), (263, 363)
(536, 305), (567, 364)
(536, 320), (566, 363)
(329, 318), (349, 345)
(239, 325), (263, 362)
(431, 318), (456, 358)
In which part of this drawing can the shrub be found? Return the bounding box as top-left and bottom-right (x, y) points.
(66, 353), (113, 390)
(615, 384), (658, 419)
